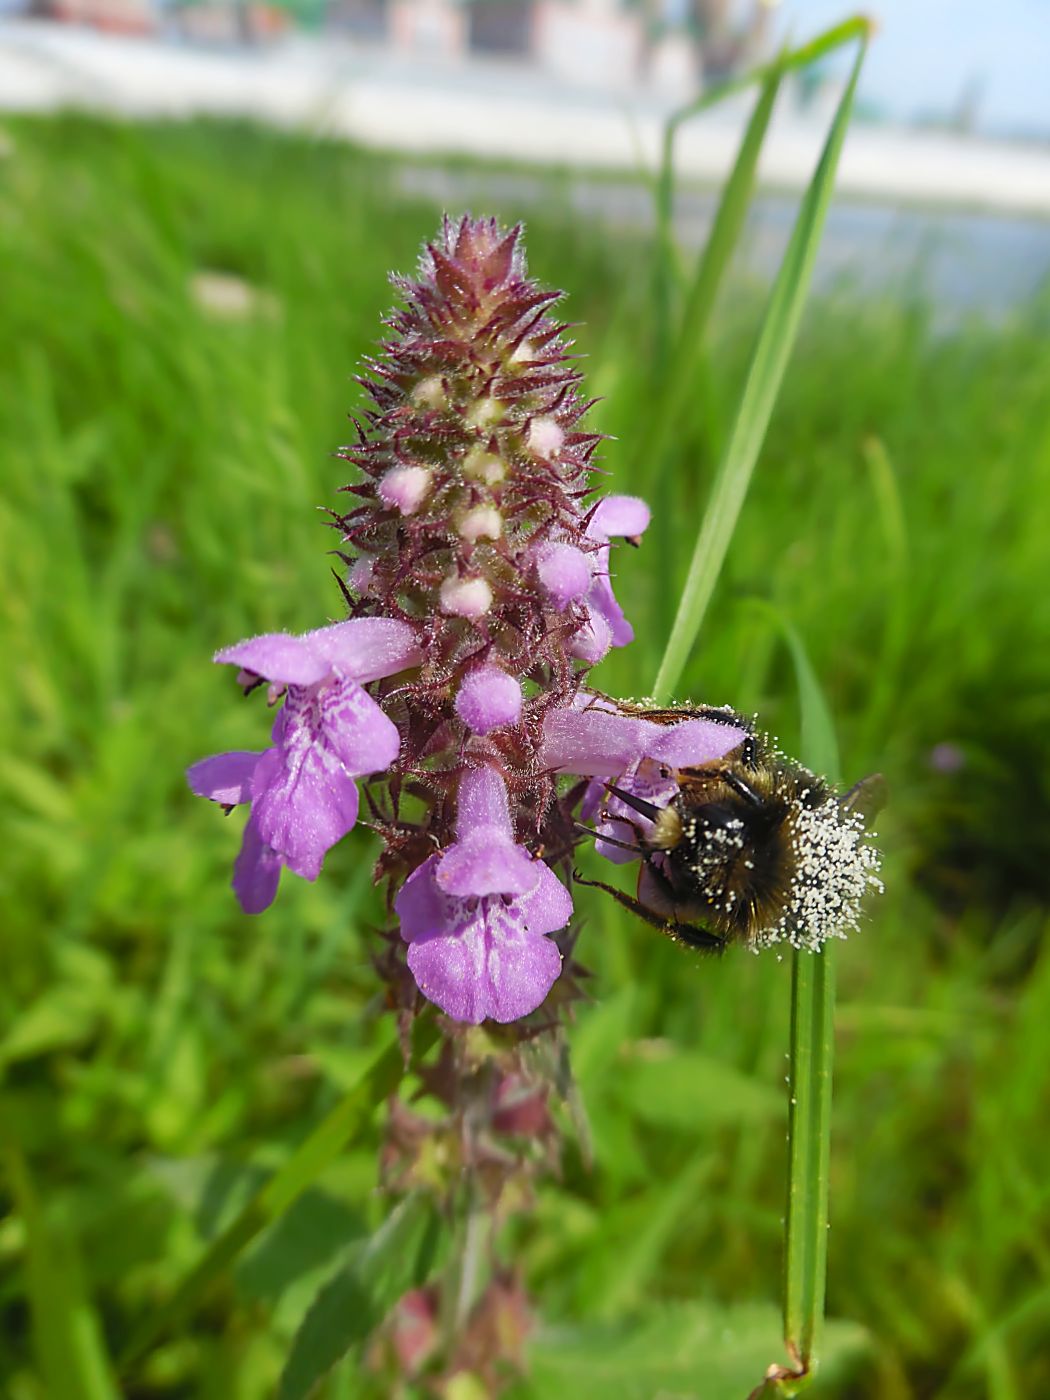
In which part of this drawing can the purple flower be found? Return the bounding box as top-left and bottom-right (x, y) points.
(541, 694), (747, 863)
(188, 619), (420, 913)
(570, 496), (651, 663)
(530, 495), (650, 665)
(396, 767), (571, 1024)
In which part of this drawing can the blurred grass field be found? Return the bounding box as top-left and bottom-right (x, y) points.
(2, 112), (1050, 1398)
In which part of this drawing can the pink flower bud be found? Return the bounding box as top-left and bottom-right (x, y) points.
(527, 416), (564, 458)
(536, 542), (592, 610)
(455, 665), (523, 735)
(378, 465), (431, 516)
(440, 575), (493, 618)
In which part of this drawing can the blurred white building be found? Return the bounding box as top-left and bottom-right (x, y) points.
(16, 0), (775, 96)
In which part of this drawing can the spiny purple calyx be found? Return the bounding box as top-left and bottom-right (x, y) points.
(187, 215), (661, 1024)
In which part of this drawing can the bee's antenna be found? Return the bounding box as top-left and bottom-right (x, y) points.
(604, 784), (664, 823)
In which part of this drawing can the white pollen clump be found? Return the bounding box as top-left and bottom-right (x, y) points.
(458, 505), (502, 542)
(462, 447), (507, 484)
(440, 575), (493, 619)
(412, 375), (446, 409)
(753, 801), (883, 953)
(527, 416), (564, 458)
(378, 465), (431, 516)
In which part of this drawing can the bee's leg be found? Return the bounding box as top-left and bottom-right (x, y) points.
(714, 766), (764, 806)
(572, 822), (642, 857)
(636, 860), (726, 952)
(573, 869), (725, 953)
(603, 785), (664, 822)
(669, 922), (726, 952)
(573, 870), (675, 932)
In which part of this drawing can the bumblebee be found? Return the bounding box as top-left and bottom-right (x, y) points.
(576, 701), (884, 953)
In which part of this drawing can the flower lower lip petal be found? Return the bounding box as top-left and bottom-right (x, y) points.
(401, 871), (567, 1025)
(186, 749), (262, 805)
(249, 743), (361, 882)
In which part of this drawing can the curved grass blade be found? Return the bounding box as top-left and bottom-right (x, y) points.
(651, 15), (871, 368)
(652, 32), (869, 703)
(647, 61), (782, 468)
(279, 1193), (445, 1400)
(119, 1014), (438, 1377)
(646, 66), (783, 624)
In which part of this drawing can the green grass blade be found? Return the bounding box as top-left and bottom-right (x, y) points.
(652, 34), (869, 703)
(661, 67), (783, 425)
(645, 68), (783, 622)
(857, 435), (912, 757)
(4, 1146), (120, 1400)
(119, 1014), (438, 1376)
(651, 15), (871, 369)
(279, 1193), (445, 1400)
(755, 613), (841, 1389)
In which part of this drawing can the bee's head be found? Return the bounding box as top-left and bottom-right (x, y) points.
(602, 782), (683, 852)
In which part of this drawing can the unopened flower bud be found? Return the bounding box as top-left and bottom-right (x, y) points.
(379, 465), (431, 516)
(458, 505), (502, 542)
(536, 542), (591, 610)
(412, 375), (446, 409)
(440, 575), (493, 619)
(527, 416), (564, 458)
(462, 447), (507, 484)
(455, 665), (523, 735)
(348, 553), (375, 594)
(466, 396), (504, 429)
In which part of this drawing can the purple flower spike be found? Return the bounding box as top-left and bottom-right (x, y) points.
(188, 619), (420, 912)
(541, 694), (747, 863)
(190, 221), (679, 1019)
(396, 767), (570, 1024)
(569, 495), (651, 663)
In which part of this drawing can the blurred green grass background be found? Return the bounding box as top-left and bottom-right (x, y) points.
(2, 113), (1049, 1398)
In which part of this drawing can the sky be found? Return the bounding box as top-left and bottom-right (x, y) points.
(771, 0), (1050, 136)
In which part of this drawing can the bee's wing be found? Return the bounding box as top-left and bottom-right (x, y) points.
(603, 695), (755, 733)
(838, 773), (888, 824)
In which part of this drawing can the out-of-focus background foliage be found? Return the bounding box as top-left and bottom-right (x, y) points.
(2, 5), (1050, 1393)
